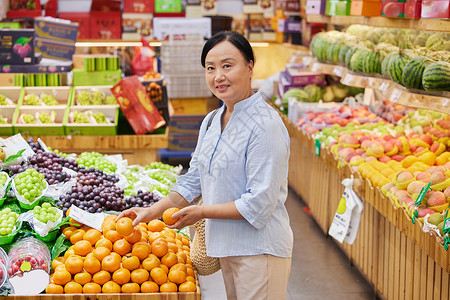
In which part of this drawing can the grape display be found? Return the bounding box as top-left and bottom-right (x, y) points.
(124, 190), (161, 209)
(0, 95), (7, 105)
(76, 91), (91, 105)
(148, 171), (175, 186)
(91, 91), (104, 105)
(22, 114), (35, 124)
(73, 111), (89, 123)
(105, 95), (117, 105)
(41, 94), (58, 106)
(150, 184), (170, 196)
(0, 174), (7, 186)
(75, 152), (117, 174)
(13, 168), (47, 202)
(24, 94), (40, 105)
(92, 112), (107, 124)
(147, 162), (175, 172)
(0, 208), (19, 235)
(38, 112), (54, 124)
(32, 203), (59, 223)
(0, 115), (7, 124)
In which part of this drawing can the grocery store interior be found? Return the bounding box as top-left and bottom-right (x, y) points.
(0, 0), (449, 298)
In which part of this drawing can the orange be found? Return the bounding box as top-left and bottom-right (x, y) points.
(176, 251), (187, 263)
(84, 256), (101, 274)
(113, 239), (132, 256)
(186, 266), (195, 278)
(141, 281), (159, 293)
(186, 257), (192, 265)
(83, 229), (102, 245)
(137, 223), (148, 231)
(160, 282), (177, 292)
(130, 268), (149, 284)
(162, 208), (180, 225)
(168, 269), (186, 284)
(151, 239), (168, 258)
(124, 228), (142, 244)
(181, 236), (190, 246)
(112, 268), (131, 285)
(83, 282), (101, 294)
(161, 252), (178, 268)
(69, 218), (82, 228)
(69, 229), (86, 244)
(175, 240), (183, 249)
(51, 256), (65, 270)
(74, 240), (93, 257)
(165, 236), (175, 244)
(175, 233), (183, 241)
(132, 244), (150, 261)
(104, 214), (118, 222)
(171, 263), (187, 273)
(102, 281), (121, 293)
(160, 264), (169, 274)
(62, 226), (77, 239)
(101, 219), (116, 233)
(45, 283), (63, 294)
(122, 282), (140, 293)
(92, 270), (111, 285)
(161, 229), (176, 239)
(65, 255), (84, 275)
(64, 281), (83, 294)
(110, 252), (122, 261)
(80, 225), (92, 232)
(150, 267), (167, 285)
(93, 246), (111, 262)
(182, 245), (190, 252)
(186, 276), (195, 283)
(102, 254), (121, 273)
(147, 219), (165, 232)
(168, 242), (178, 254)
(142, 254), (160, 272)
(133, 241), (151, 251)
(148, 232), (162, 243)
(116, 217), (134, 236)
(179, 281), (196, 292)
(95, 238), (113, 250)
(85, 252), (95, 260)
(54, 264), (67, 272)
(74, 272), (92, 285)
(122, 255), (140, 271)
(52, 270), (72, 285)
(105, 230), (123, 243)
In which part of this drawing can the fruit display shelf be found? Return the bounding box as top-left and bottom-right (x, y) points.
(281, 113), (450, 300)
(306, 15), (450, 33)
(309, 60), (450, 115)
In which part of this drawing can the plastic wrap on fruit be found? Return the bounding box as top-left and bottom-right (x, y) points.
(25, 204), (63, 237)
(0, 171), (10, 199)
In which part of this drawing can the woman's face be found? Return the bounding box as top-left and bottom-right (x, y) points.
(204, 41), (253, 104)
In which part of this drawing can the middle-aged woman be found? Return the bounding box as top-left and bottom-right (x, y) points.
(118, 31), (293, 299)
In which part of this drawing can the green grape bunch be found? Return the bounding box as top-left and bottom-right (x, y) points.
(73, 111), (90, 123)
(147, 162), (175, 172)
(149, 172), (173, 186)
(0, 173), (7, 186)
(13, 168), (47, 202)
(0, 94), (10, 105)
(151, 184), (170, 196)
(38, 112), (54, 124)
(91, 91), (105, 105)
(75, 152), (117, 174)
(105, 95), (117, 105)
(22, 113), (35, 124)
(24, 94), (40, 105)
(76, 91), (91, 105)
(0, 208), (19, 236)
(0, 115), (7, 124)
(32, 203), (60, 223)
(93, 112), (108, 124)
(41, 94), (59, 105)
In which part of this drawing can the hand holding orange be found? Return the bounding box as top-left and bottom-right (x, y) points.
(162, 208), (180, 225)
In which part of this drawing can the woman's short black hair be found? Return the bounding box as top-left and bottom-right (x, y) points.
(201, 31), (255, 68)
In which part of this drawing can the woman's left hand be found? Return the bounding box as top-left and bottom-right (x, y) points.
(167, 205), (204, 229)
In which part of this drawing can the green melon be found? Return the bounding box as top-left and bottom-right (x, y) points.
(304, 84), (323, 102)
(388, 53), (409, 84)
(422, 61), (450, 92)
(338, 45), (352, 65)
(402, 56), (434, 90)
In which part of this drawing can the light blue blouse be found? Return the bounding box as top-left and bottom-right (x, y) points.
(172, 92), (293, 258)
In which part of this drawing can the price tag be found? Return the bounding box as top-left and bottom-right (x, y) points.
(333, 66), (344, 77)
(315, 139), (320, 156)
(341, 73), (354, 85)
(312, 62), (322, 73)
(379, 81), (390, 92)
(359, 77), (368, 87)
(68, 204), (109, 231)
(390, 88), (402, 103)
(412, 182), (431, 224)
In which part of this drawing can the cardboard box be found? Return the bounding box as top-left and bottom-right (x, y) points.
(381, 1), (405, 16)
(90, 12), (122, 39)
(306, 0), (327, 14)
(168, 135), (198, 151)
(64, 106), (118, 136)
(58, 12), (91, 40)
(72, 54), (119, 71)
(284, 20), (301, 33)
(14, 106), (66, 136)
(0, 63), (70, 73)
(34, 17), (79, 43)
(284, 65), (327, 86)
(111, 76), (166, 135)
(421, 0), (450, 18)
(72, 86), (119, 108)
(170, 97), (219, 115)
(154, 0), (183, 13)
(0, 74), (25, 86)
(0, 86), (24, 135)
(168, 115), (204, 136)
(405, 0), (422, 17)
(122, 13), (153, 41)
(22, 86), (71, 108)
(326, 0), (352, 15)
(34, 38), (75, 61)
(123, 0), (154, 13)
(351, 0), (382, 16)
(72, 70), (122, 86)
(0, 29), (35, 65)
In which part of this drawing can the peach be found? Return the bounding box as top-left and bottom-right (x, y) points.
(444, 162), (450, 170)
(367, 142), (384, 157)
(351, 130), (365, 137)
(415, 146), (426, 154)
(361, 140), (373, 150)
(346, 135), (359, 145)
(397, 170), (414, 183)
(404, 197), (414, 206)
(356, 149), (365, 155)
(345, 152), (357, 163)
(358, 136), (371, 144)
(409, 144), (418, 153)
(383, 182), (394, 191)
(379, 156), (391, 163)
(365, 157), (376, 162)
(430, 172), (446, 185)
(391, 155), (406, 162)
(427, 191), (447, 207)
(432, 166), (446, 174)
(418, 208), (437, 218)
(444, 186), (450, 199)
(382, 134), (395, 142)
(415, 172), (431, 181)
(349, 155), (364, 164)
(407, 181), (426, 195)
(430, 142), (441, 153)
(425, 166), (436, 174)
(420, 134), (433, 146)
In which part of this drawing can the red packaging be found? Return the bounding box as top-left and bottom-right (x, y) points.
(123, 0), (154, 13)
(381, 1), (405, 17)
(58, 12), (91, 40)
(111, 76), (165, 135)
(405, 1), (422, 17)
(421, 0), (450, 18)
(90, 12), (122, 39)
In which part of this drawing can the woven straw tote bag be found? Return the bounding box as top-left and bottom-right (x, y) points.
(190, 198), (221, 275)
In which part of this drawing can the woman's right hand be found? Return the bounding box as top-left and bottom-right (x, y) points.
(116, 207), (155, 226)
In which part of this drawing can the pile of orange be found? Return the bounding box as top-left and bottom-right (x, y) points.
(46, 214), (196, 294)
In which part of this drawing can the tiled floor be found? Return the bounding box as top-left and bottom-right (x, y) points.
(199, 188), (377, 300)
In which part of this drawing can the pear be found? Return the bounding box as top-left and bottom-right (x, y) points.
(438, 221), (445, 236)
(0, 148), (5, 162)
(429, 213), (444, 226)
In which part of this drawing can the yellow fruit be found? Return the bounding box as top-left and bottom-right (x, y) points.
(418, 151), (436, 166)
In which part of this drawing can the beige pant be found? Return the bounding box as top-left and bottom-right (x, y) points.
(219, 254), (291, 300)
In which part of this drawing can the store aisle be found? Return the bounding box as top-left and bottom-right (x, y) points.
(199, 188), (376, 300)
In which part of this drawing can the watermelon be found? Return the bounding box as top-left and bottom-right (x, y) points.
(362, 51), (382, 74)
(350, 49), (369, 73)
(425, 33), (449, 50)
(327, 42), (343, 64)
(422, 61), (450, 92)
(345, 47), (358, 69)
(282, 88), (309, 108)
(381, 53), (397, 79)
(338, 45), (352, 65)
(388, 53), (409, 84)
(402, 56), (434, 90)
(414, 32), (432, 47)
(304, 84), (323, 102)
(427, 51), (450, 63)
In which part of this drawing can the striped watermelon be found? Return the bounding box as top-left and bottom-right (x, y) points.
(422, 61), (450, 92)
(338, 45), (352, 65)
(327, 42), (343, 64)
(362, 51), (382, 74)
(388, 53), (409, 84)
(345, 47), (357, 69)
(402, 56), (433, 90)
(350, 49), (370, 73)
(381, 53), (397, 79)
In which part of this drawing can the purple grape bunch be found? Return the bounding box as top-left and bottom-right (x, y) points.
(124, 190), (162, 210)
(13, 43), (31, 58)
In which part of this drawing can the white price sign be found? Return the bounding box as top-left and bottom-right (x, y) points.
(341, 73), (354, 85)
(312, 62), (322, 72)
(333, 66), (344, 77)
(379, 81), (390, 92)
(68, 205), (109, 231)
(390, 89), (402, 102)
